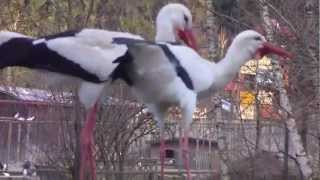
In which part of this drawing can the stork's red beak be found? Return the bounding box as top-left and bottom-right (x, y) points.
(255, 42), (293, 60)
(177, 29), (198, 51)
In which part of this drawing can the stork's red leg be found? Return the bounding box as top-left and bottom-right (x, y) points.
(89, 138), (97, 180)
(149, 105), (166, 180)
(179, 134), (183, 172)
(79, 144), (87, 180)
(181, 130), (191, 180)
(180, 93), (196, 180)
(80, 103), (98, 180)
(160, 136), (166, 180)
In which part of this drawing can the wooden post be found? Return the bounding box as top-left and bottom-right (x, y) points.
(196, 126), (199, 170)
(17, 123), (22, 161)
(255, 90), (261, 151)
(7, 121), (12, 162)
(26, 123), (31, 158)
(283, 124), (289, 180)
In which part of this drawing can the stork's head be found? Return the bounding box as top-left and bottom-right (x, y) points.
(232, 30), (292, 61)
(156, 3), (197, 50)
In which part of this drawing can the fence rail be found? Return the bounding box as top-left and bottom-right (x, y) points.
(1, 169), (219, 180)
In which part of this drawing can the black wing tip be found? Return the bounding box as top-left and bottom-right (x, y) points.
(112, 38), (157, 46)
(159, 45), (194, 90)
(39, 29), (81, 40)
(110, 51), (133, 86)
(112, 37), (135, 45)
(112, 51), (132, 64)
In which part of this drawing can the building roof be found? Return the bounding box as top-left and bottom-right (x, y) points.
(0, 86), (73, 103)
(0, 85), (142, 107)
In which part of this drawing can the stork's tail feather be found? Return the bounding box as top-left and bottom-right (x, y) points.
(110, 51), (134, 86)
(0, 36), (34, 69)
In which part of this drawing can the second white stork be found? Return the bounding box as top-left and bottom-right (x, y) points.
(0, 3), (197, 180)
(110, 30), (292, 180)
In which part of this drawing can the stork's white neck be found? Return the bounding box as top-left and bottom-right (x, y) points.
(220, 43), (251, 72)
(209, 43), (252, 89)
(155, 22), (176, 42)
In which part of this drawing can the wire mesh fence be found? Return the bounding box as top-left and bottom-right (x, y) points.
(0, 98), (317, 180)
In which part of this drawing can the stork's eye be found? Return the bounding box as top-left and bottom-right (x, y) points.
(184, 14), (189, 23)
(254, 36), (262, 41)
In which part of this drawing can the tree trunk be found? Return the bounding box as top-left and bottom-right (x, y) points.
(299, 0), (317, 156)
(72, 92), (82, 180)
(207, 0), (218, 60)
(216, 108), (230, 180)
(5, 68), (14, 84)
(117, 153), (125, 180)
(259, 0), (313, 178)
(255, 88), (261, 151)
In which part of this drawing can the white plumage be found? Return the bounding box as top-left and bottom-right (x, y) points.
(0, 31), (30, 44)
(112, 30), (292, 180)
(115, 30), (291, 108)
(0, 4), (197, 180)
(43, 29), (141, 82)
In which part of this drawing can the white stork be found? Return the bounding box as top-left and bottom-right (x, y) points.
(110, 30), (292, 180)
(0, 3), (196, 180)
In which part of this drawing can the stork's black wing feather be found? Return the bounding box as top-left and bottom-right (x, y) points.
(112, 38), (156, 46)
(110, 51), (134, 85)
(39, 29), (81, 40)
(111, 38), (194, 90)
(112, 37), (182, 46)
